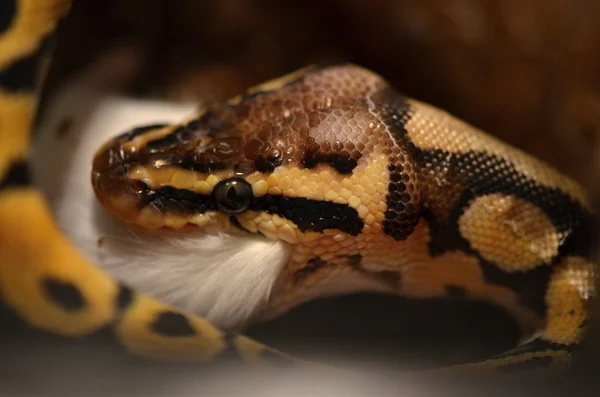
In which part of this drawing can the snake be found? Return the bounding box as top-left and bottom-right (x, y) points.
(0, 0), (597, 378)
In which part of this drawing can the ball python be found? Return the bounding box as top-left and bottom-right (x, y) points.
(0, 0), (597, 378)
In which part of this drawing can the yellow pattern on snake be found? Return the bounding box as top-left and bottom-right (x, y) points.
(0, 0), (596, 375)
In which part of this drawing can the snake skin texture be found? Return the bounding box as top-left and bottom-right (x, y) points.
(0, 0), (597, 382)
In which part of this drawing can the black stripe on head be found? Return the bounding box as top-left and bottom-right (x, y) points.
(251, 194), (364, 236)
(134, 182), (364, 236)
(0, 160), (31, 190)
(138, 184), (216, 215)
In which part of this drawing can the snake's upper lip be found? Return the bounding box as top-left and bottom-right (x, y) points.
(92, 135), (143, 223)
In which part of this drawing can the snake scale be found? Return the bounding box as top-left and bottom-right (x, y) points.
(0, 0), (597, 380)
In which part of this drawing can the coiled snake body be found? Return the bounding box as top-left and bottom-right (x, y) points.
(0, 0), (596, 376)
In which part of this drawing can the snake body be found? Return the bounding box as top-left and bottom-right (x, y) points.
(0, 0), (597, 376)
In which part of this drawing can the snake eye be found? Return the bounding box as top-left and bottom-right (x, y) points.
(213, 178), (253, 214)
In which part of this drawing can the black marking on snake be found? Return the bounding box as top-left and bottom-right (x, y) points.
(560, 214), (598, 260)
(485, 261), (553, 317)
(182, 157), (228, 173)
(496, 356), (554, 372)
(0, 32), (55, 92)
(0, 159), (30, 190)
(293, 257), (330, 283)
(141, 124), (232, 173)
(0, 0), (16, 35)
(370, 86), (412, 140)
(0, 51), (38, 91)
(370, 87), (420, 240)
(139, 185), (215, 215)
(445, 285), (468, 298)
(230, 216), (253, 234)
(136, 182), (363, 235)
(122, 123), (169, 141)
(346, 254), (362, 266)
(251, 194), (364, 236)
(41, 278), (86, 312)
(302, 150), (358, 174)
(151, 311), (196, 337)
(185, 118), (203, 131)
(255, 153), (284, 173)
(144, 125), (195, 153)
(116, 284), (134, 311)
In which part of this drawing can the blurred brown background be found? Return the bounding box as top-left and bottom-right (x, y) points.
(42, 0), (600, 369)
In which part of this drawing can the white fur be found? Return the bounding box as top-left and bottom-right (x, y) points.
(32, 45), (290, 329)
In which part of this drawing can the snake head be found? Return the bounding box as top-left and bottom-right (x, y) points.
(92, 64), (422, 242)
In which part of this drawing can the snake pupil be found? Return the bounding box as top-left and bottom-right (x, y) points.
(214, 178), (253, 214)
(227, 186), (237, 202)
